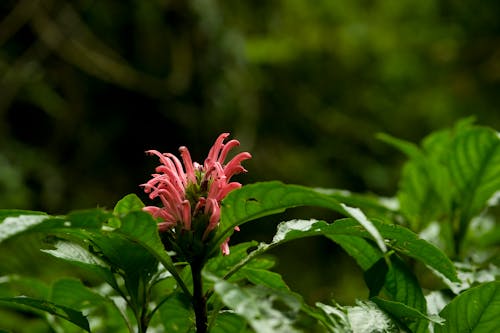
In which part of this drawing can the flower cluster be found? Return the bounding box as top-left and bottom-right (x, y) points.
(142, 133), (251, 256)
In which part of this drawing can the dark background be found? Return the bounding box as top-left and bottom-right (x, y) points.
(2, 0), (500, 306)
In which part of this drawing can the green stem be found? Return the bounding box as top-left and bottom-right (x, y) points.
(191, 259), (208, 333)
(139, 288), (151, 333)
(133, 301), (147, 333)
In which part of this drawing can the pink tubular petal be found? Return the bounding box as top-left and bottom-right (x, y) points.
(214, 161), (226, 179)
(208, 202), (221, 229)
(157, 181), (183, 205)
(219, 227), (240, 256)
(215, 182), (241, 201)
(143, 207), (176, 229)
(181, 200), (192, 230)
(154, 166), (185, 195)
(157, 209), (176, 223)
(202, 198), (220, 239)
(204, 198), (220, 223)
(207, 179), (224, 202)
(179, 146), (196, 184)
(206, 133), (230, 166)
(140, 182), (154, 193)
(220, 238), (231, 255)
(158, 156), (186, 191)
(223, 152), (252, 179)
(164, 153), (186, 185)
(158, 222), (174, 232)
(146, 149), (166, 161)
(217, 139), (240, 164)
(159, 195), (175, 214)
(208, 162), (227, 186)
(224, 166), (247, 180)
(193, 197), (206, 216)
(143, 206), (161, 215)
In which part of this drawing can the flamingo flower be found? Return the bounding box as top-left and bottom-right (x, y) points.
(141, 133), (251, 256)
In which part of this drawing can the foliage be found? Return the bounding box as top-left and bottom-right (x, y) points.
(1, 121), (499, 332)
(3, 1), (500, 317)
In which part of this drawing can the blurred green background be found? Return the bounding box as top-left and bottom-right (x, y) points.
(2, 0), (500, 317)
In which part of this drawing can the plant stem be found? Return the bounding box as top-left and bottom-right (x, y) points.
(139, 303), (149, 333)
(135, 303), (148, 333)
(191, 259), (208, 333)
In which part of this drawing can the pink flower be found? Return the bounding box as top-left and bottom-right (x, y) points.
(142, 133), (251, 255)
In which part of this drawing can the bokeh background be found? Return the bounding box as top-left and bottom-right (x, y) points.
(2, 0), (500, 313)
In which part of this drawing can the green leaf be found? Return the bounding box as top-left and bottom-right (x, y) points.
(66, 209), (112, 228)
(340, 204), (387, 252)
(0, 276), (50, 299)
(41, 240), (116, 287)
(268, 218), (457, 283)
(364, 258), (388, 298)
(327, 234), (382, 270)
(209, 275), (302, 333)
(113, 194), (145, 215)
(384, 257), (426, 311)
(213, 219), (454, 331)
(0, 214), (49, 242)
(49, 278), (134, 331)
(398, 160), (450, 231)
(371, 297), (442, 329)
(91, 232), (157, 281)
(436, 281), (500, 333)
(50, 278), (108, 310)
(315, 300), (398, 332)
(38, 209), (190, 300)
(0, 209), (111, 245)
(216, 181), (348, 244)
(448, 127), (500, 222)
(239, 267), (290, 291)
(0, 296), (90, 332)
(0, 209), (46, 220)
(332, 218), (459, 283)
(380, 132), (452, 232)
(218, 182), (390, 254)
(0, 208), (190, 305)
(313, 302), (348, 332)
(210, 312), (247, 333)
(383, 257), (429, 333)
(158, 292), (194, 333)
(220, 218), (457, 294)
(49, 278), (129, 332)
(329, 235), (429, 332)
(111, 211), (191, 296)
(378, 133), (425, 161)
(382, 124), (500, 253)
(85, 233), (157, 309)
